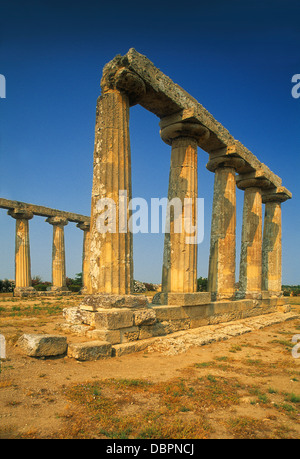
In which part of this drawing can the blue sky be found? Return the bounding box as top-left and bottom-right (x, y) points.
(0, 0), (299, 284)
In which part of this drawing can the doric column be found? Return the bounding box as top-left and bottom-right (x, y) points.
(77, 221), (90, 294)
(46, 216), (68, 291)
(88, 65), (145, 295)
(160, 121), (209, 293)
(8, 209), (34, 296)
(262, 187), (291, 296)
(236, 171), (271, 298)
(206, 151), (245, 300)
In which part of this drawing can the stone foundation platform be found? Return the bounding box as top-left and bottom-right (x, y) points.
(60, 293), (291, 353)
(14, 289), (73, 298)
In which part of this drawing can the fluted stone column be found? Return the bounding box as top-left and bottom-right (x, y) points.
(46, 216), (68, 291)
(160, 122), (209, 294)
(236, 173), (271, 298)
(88, 66), (146, 295)
(206, 153), (245, 300)
(8, 209), (34, 296)
(77, 221), (90, 294)
(262, 187), (291, 297)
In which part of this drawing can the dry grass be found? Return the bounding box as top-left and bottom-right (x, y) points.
(0, 294), (300, 439)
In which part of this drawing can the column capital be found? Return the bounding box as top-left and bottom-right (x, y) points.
(262, 186), (292, 204)
(101, 61), (146, 106)
(236, 170), (271, 190)
(8, 208), (33, 220)
(206, 153), (246, 173)
(77, 221), (90, 231)
(160, 121), (209, 146)
(46, 216), (68, 226)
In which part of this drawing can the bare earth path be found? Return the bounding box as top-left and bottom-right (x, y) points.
(0, 294), (300, 439)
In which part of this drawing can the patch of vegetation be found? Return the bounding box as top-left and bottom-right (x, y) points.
(62, 375), (241, 439)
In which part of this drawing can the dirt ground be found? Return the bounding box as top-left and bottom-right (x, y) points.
(0, 294), (300, 439)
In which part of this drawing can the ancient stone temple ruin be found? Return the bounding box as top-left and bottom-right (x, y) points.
(1, 49), (293, 358)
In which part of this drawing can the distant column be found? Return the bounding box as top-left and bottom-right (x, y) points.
(8, 209), (35, 296)
(206, 152), (245, 300)
(77, 221), (90, 294)
(262, 187), (291, 296)
(236, 172), (271, 298)
(46, 216), (68, 291)
(160, 121), (209, 293)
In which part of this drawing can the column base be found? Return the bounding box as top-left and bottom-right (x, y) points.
(14, 286), (36, 297)
(152, 292), (211, 306)
(210, 291), (236, 302)
(235, 291), (262, 300)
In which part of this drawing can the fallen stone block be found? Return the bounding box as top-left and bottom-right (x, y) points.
(67, 341), (112, 360)
(18, 334), (67, 357)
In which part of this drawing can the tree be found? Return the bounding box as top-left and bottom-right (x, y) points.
(197, 277), (208, 292)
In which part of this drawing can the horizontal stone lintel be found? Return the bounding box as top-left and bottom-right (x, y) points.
(0, 197), (89, 224)
(109, 48), (287, 190)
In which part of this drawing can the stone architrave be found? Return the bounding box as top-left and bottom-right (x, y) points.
(262, 187), (291, 296)
(46, 216), (69, 291)
(8, 209), (35, 295)
(77, 221), (90, 293)
(206, 152), (246, 300)
(160, 121), (209, 293)
(88, 64), (145, 295)
(236, 172), (271, 298)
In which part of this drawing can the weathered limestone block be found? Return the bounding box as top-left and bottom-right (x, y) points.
(67, 341), (112, 360)
(139, 322), (169, 340)
(152, 291), (211, 306)
(92, 308), (134, 330)
(58, 323), (91, 336)
(63, 307), (93, 325)
(18, 334), (67, 357)
(153, 304), (190, 321)
(119, 326), (140, 343)
(133, 309), (157, 326)
(80, 294), (149, 310)
(86, 329), (121, 344)
(112, 339), (156, 357)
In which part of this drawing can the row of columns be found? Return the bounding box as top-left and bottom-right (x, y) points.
(88, 71), (290, 300)
(159, 123), (289, 300)
(7, 209), (90, 295)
